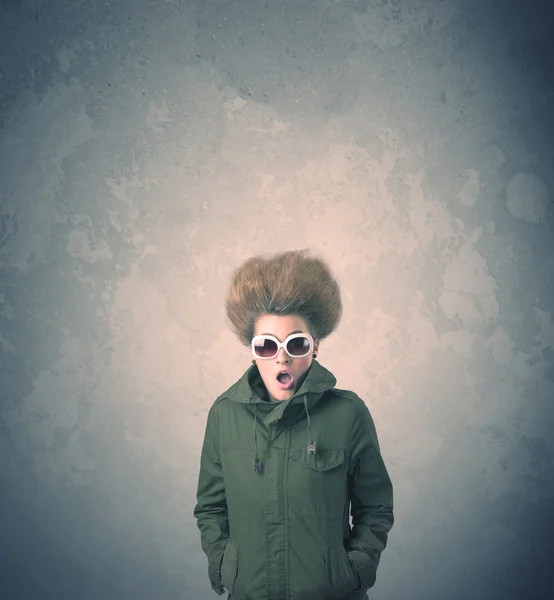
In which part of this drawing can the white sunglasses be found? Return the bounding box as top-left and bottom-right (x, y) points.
(251, 333), (314, 360)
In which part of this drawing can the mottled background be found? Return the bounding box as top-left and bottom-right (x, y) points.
(1, 0), (553, 599)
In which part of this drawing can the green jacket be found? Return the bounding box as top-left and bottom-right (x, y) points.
(193, 359), (394, 600)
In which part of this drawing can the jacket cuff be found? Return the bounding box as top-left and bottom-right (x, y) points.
(347, 549), (376, 592)
(208, 540), (228, 596)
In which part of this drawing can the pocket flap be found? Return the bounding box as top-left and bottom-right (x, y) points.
(298, 448), (345, 471)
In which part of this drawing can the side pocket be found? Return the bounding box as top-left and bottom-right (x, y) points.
(325, 539), (358, 598)
(220, 538), (239, 595)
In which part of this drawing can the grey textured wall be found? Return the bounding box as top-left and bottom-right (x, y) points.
(1, 1), (553, 599)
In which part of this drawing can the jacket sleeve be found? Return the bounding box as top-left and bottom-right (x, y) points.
(346, 399), (394, 592)
(193, 403), (229, 596)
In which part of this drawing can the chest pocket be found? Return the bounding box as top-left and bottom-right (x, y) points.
(298, 448), (345, 471)
(291, 448), (348, 515)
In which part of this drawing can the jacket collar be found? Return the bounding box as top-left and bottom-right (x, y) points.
(223, 359), (337, 425)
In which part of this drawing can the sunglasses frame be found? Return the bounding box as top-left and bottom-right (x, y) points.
(251, 332), (314, 360)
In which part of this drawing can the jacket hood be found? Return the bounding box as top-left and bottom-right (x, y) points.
(221, 359), (337, 473)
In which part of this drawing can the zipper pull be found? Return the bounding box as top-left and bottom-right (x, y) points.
(307, 441), (316, 455)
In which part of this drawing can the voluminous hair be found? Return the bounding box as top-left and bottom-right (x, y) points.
(225, 248), (343, 346)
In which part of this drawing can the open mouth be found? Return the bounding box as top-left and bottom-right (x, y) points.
(276, 371), (294, 390)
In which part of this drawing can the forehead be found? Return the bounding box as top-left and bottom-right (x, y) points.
(254, 314), (309, 337)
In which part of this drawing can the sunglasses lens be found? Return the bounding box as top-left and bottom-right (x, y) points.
(254, 338), (278, 358)
(287, 336), (310, 356)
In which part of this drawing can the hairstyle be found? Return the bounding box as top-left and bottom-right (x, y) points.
(225, 248), (343, 347)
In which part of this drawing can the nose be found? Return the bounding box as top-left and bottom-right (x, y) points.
(276, 347), (290, 362)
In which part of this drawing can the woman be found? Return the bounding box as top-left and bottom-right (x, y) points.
(193, 249), (394, 600)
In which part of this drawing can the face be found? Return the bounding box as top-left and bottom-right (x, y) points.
(253, 314), (320, 403)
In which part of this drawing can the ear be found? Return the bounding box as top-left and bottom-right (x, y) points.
(313, 339), (320, 353)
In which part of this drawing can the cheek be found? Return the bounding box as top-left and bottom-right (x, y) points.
(259, 367), (277, 386)
(293, 359), (312, 379)
(259, 368), (272, 382)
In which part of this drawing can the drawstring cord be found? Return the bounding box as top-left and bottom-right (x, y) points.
(253, 403), (262, 474)
(304, 396), (316, 455)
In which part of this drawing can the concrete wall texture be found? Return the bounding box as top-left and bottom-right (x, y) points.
(1, 0), (553, 599)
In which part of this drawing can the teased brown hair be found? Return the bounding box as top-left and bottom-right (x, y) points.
(225, 248), (343, 346)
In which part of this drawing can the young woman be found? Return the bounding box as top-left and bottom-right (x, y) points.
(194, 249), (394, 600)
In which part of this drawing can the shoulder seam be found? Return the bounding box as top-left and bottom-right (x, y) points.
(332, 388), (363, 401)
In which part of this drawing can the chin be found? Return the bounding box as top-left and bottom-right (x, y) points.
(281, 387), (296, 395)
(273, 386), (294, 397)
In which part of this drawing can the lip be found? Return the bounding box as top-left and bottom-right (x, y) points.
(276, 369), (294, 391)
